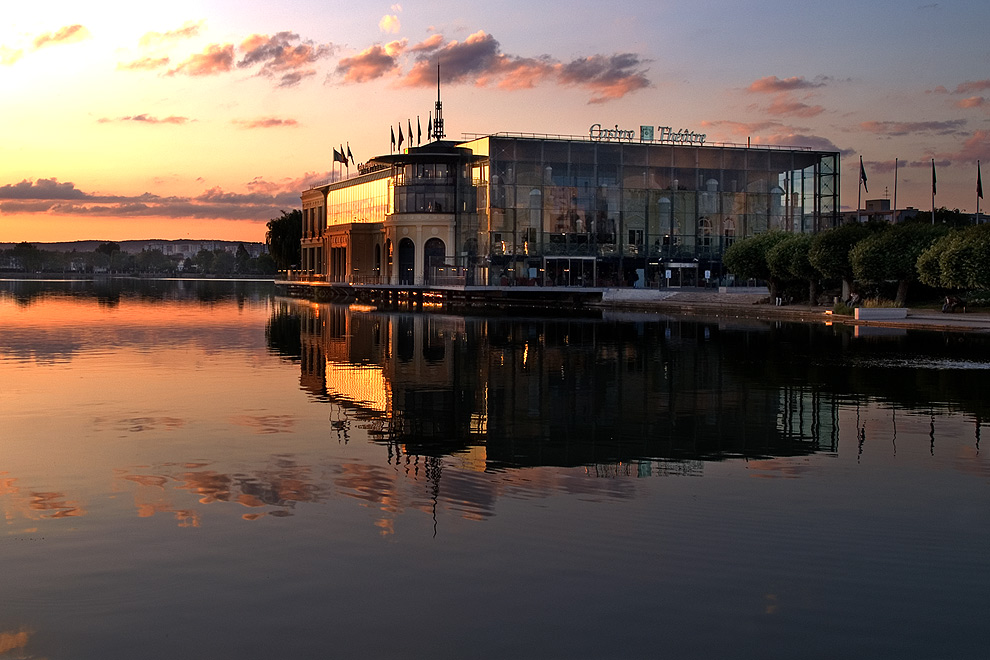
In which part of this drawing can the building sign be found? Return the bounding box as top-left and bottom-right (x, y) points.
(588, 123), (636, 142)
(589, 123), (706, 145)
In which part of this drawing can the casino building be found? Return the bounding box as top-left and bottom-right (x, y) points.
(299, 121), (839, 288)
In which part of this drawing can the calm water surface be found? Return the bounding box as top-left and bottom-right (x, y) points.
(1, 278), (989, 659)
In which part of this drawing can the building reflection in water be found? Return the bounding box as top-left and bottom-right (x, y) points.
(278, 299), (846, 472)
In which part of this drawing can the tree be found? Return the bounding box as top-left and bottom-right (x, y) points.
(767, 234), (820, 304)
(235, 243), (251, 273)
(212, 249), (235, 275)
(11, 242), (43, 272)
(808, 221), (878, 298)
(851, 221), (947, 305)
(193, 249), (215, 273)
(723, 231), (791, 300)
(96, 241), (121, 271)
(135, 248), (174, 274)
(266, 209), (302, 270)
(918, 224), (990, 290)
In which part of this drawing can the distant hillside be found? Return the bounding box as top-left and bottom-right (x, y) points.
(0, 239), (267, 259)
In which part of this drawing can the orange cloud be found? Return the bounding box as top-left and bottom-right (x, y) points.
(747, 75), (825, 93)
(168, 44), (235, 76)
(955, 96), (986, 109)
(0, 629), (31, 654)
(33, 24), (89, 49)
(337, 43), (403, 82)
(118, 56), (170, 71)
(139, 21), (204, 47)
(1, 46), (23, 66)
(379, 14), (401, 33)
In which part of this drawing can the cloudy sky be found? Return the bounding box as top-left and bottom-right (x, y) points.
(2, 0), (989, 243)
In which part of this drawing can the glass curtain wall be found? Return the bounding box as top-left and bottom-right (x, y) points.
(484, 137), (839, 274)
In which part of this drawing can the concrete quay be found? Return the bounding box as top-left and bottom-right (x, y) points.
(594, 287), (990, 334)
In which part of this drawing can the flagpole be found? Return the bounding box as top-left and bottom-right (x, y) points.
(931, 158), (936, 225)
(892, 157), (898, 223)
(979, 160), (985, 223)
(857, 156), (863, 222)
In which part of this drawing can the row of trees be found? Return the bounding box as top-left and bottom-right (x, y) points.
(1, 241), (277, 276)
(724, 213), (990, 306)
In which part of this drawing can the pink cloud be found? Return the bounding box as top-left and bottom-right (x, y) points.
(859, 120), (966, 136)
(954, 79), (990, 94)
(398, 31), (648, 103)
(237, 32), (332, 79)
(556, 53), (650, 103)
(766, 94), (824, 118)
(699, 120), (786, 136)
(97, 115), (191, 125)
(232, 117), (300, 129)
(747, 75), (824, 94)
(168, 44), (235, 76)
(409, 34), (444, 53)
(952, 130), (990, 162)
(33, 25), (89, 49)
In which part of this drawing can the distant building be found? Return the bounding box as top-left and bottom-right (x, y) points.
(299, 125), (840, 288)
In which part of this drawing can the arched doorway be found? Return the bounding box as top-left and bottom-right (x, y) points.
(398, 237), (415, 285)
(423, 237), (445, 285)
(384, 238), (393, 282)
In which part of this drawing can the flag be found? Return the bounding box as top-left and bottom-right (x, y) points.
(932, 159), (937, 196)
(340, 144), (348, 167)
(398, 124), (404, 150)
(333, 147), (344, 165)
(390, 126), (395, 150)
(859, 156), (868, 193)
(347, 143), (354, 166)
(417, 116), (422, 146)
(408, 119), (413, 146)
(978, 161), (983, 199)
(427, 113), (432, 141)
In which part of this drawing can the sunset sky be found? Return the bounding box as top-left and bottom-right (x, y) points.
(2, 0), (989, 243)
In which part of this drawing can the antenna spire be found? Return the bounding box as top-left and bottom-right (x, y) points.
(433, 62), (445, 140)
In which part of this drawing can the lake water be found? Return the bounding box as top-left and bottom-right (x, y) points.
(1, 278), (989, 659)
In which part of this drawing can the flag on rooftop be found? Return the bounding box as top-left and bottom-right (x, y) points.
(398, 124), (404, 150)
(390, 126), (395, 151)
(417, 116), (422, 146)
(347, 143), (354, 166)
(859, 156), (868, 193)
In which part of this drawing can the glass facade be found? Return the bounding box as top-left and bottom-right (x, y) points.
(327, 171), (391, 227)
(466, 136), (839, 268)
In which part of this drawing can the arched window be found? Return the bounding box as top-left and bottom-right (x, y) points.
(723, 217), (736, 248)
(698, 217), (713, 247)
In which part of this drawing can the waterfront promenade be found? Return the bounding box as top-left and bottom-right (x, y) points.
(596, 287), (990, 334)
